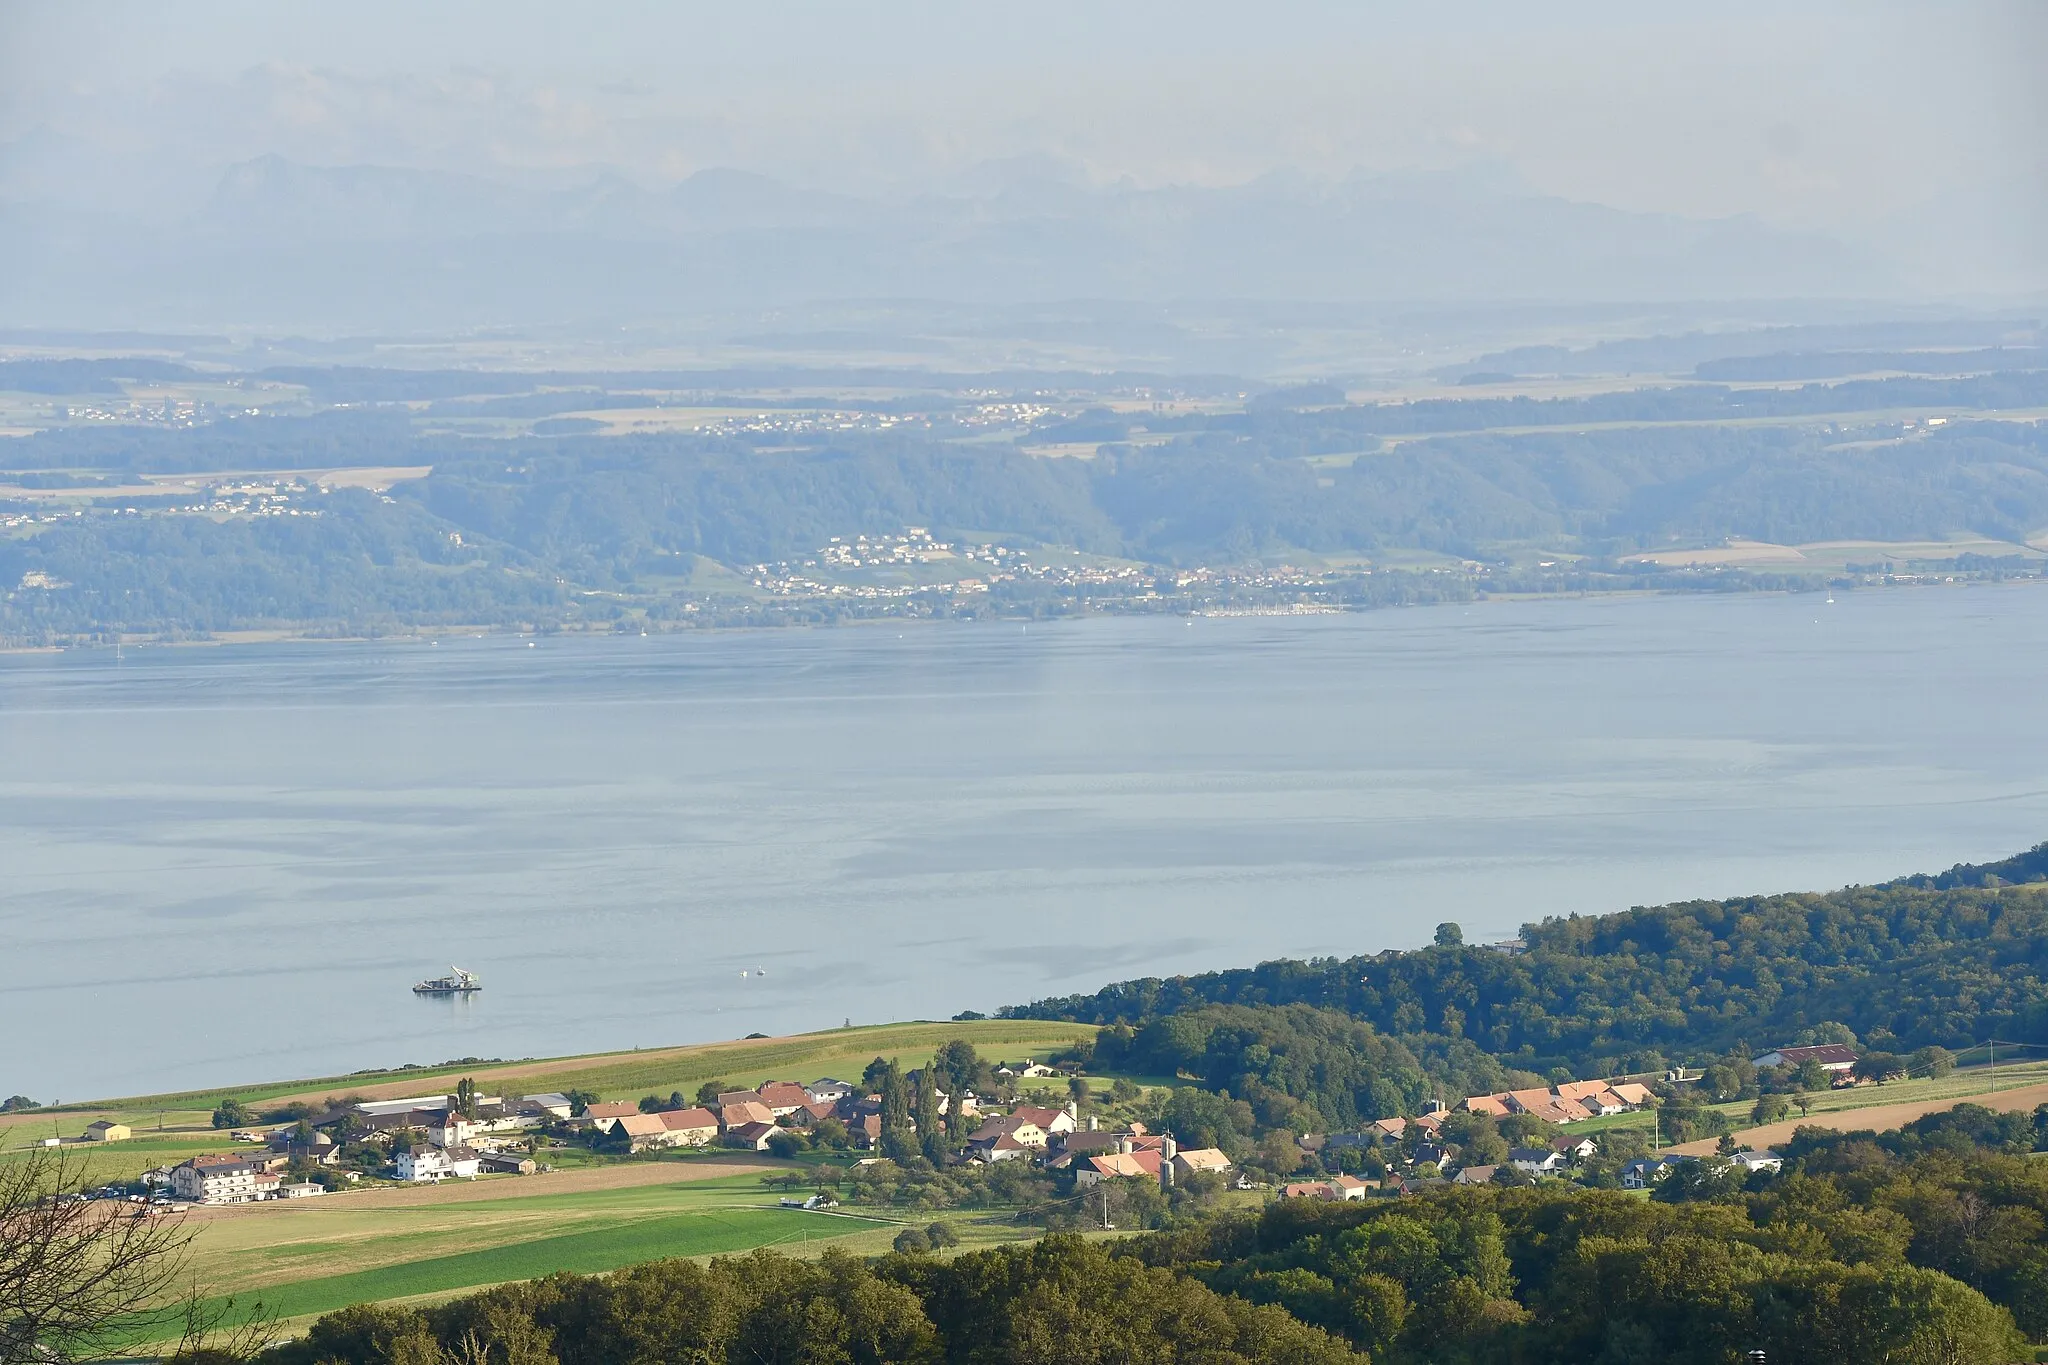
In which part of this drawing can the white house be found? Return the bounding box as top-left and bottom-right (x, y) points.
(1731, 1149), (1784, 1174)
(1509, 1147), (1567, 1175)
(172, 1155), (264, 1204)
(1751, 1044), (1857, 1073)
(394, 1143), (481, 1182)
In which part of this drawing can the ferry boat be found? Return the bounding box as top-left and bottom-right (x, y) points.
(413, 966), (482, 995)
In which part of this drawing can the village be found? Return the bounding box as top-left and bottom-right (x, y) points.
(53, 1042), (1875, 1211)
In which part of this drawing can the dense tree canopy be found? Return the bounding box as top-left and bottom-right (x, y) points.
(1012, 857), (2048, 1078)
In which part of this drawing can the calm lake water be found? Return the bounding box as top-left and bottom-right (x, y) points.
(6, 585), (2048, 1102)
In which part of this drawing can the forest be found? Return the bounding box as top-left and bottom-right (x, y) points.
(1008, 844), (2048, 1081)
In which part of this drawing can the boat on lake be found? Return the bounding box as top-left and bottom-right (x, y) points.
(413, 966), (482, 995)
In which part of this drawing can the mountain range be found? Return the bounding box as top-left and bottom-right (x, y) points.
(0, 155), (1889, 332)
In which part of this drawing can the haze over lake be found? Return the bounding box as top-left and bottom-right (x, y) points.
(6, 585), (2046, 1101)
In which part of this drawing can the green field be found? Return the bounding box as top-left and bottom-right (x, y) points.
(124, 1163), (1039, 1348)
(204, 1207), (864, 1324)
(0, 1018), (1098, 1141)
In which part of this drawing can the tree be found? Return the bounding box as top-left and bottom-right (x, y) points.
(765, 1130), (809, 1160)
(1853, 1051), (1905, 1085)
(914, 1067), (944, 1165)
(1793, 1090), (1815, 1118)
(1910, 1045), (1957, 1079)
(453, 1078), (479, 1121)
(1434, 922), (1463, 947)
(211, 1099), (253, 1130)
(923, 1222), (959, 1250)
(637, 1095), (665, 1114)
(877, 1061), (915, 1163)
(695, 1081), (724, 1108)
(1068, 1075), (1091, 1113)
(932, 1041), (983, 1140)
(0, 1098), (38, 1114)
(1751, 1093), (1791, 1125)
(0, 1147), (200, 1363)
(563, 1090), (597, 1117)
(892, 1226), (930, 1255)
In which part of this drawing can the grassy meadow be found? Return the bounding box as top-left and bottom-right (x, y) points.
(0, 1018), (1099, 1141)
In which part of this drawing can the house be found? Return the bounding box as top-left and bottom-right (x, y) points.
(1328, 1174), (1375, 1200)
(1607, 1082), (1654, 1108)
(1008, 1103), (1077, 1137)
(278, 1181), (325, 1198)
(615, 1110), (719, 1151)
(848, 1113), (884, 1149)
(521, 1093), (576, 1119)
(967, 1113), (1050, 1152)
(1731, 1149), (1784, 1174)
(1411, 1144), (1450, 1169)
(1368, 1118), (1408, 1141)
(755, 1082), (813, 1117)
(1506, 1089), (1592, 1124)
(583, 1101), (642, 1131)
(1508, 1146), (1566, 1175)
(1460, 1093), (1514, 1117)
(480, 1153), (538, 1175)
(1452, 1165), (1500, 1186)
(612, 1114), (669, 1149)
(1281, 1181), (1336, 1200)
(251, 1171), (282, 1200)
(1170, 1147), (1234, 1182)
(1554, 1081), (1629, 1116)
(1076, 1149), (1163, 1187)
(394, 1144), (480, 1182)
(805, 1078), (856, 1104)
(1552, 1135), (1599, 1162)
(1621, 1157), (1681, 1190)
(719, 1100), (775, 1131)
(658, 1107), (721, 1146)
(268, 1129), (341, 1166)
(84, 1121), (130, 1142)
(994, 1060), (1060, 1079)
(172, 1155), (263, 1204)
(725, 1121), (778, 1151)
(1751, 1044), (1858, 1073)
(978, 1134), (1035, 1164)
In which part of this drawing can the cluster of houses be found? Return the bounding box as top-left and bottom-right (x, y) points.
(585, 1077), (896, 1152)
(963, 1105), (1234, 1188)
(585, 1076), (1238, 1192)
(159, 1090), (568, 1203)
(1458, 1079), (1656, 1124)
(1281, 1131), (1785, 1200)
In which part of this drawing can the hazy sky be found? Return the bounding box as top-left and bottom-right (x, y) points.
(0, 3), (2039, 218)
(2, 1), (2044, 292)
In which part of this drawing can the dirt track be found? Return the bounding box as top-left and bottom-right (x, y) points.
(1666, 1080), (2048, 1157)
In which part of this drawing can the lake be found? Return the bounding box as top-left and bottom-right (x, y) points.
(5, 584), (2047, 1102)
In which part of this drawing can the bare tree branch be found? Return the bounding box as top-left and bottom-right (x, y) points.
(0, 1145), (195, 1363)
